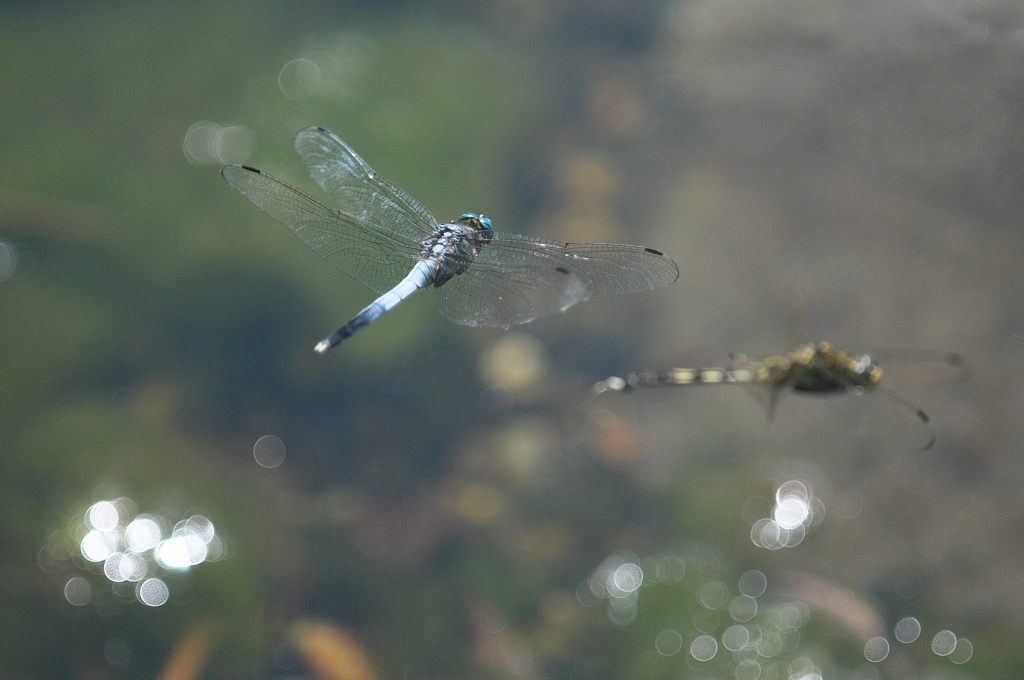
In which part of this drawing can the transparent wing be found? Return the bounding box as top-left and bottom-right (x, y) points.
(435, 232), (679, 327)
(866, 349), (969, 386)
(294, 126), (438, 240)
(435, 258), (590, 327)
(221, 165), (419, 295)
(484, 233), (679, 293)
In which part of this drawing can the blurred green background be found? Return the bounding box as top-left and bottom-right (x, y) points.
(2, 0), (1022, 678)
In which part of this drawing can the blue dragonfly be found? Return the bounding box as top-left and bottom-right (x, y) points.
(222, 127), (679, 352)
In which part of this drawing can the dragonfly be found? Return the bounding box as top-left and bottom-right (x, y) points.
(222, 127), (679, 352)
(595, 342), (965, 448)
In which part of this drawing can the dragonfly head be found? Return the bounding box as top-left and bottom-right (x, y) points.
(458, 213), (493, 245)
(458, 213), (493, 232)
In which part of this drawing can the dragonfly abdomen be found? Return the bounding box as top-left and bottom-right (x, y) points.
(314, 259), (439, 353)
(594, 366), (760, 393)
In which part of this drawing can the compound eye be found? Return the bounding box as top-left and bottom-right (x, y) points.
(458, 213), (493, 232)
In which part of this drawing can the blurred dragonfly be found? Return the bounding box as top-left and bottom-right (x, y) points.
(222, 127), (679, 352)
(595, 342), (965, 449)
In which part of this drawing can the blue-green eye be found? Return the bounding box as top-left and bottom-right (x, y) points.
(459, 213), (493, 232)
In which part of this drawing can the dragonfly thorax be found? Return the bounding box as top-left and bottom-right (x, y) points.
(422, 221), (490, 287)
(788, 342), (882, 393)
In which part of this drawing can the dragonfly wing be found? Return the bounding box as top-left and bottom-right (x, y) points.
(485, 233), (678, 293)
(294, 127), (438, 241)
(222, 165), (418, 295)
(435, 256), (590, 327)
(433, 232), (677, 327)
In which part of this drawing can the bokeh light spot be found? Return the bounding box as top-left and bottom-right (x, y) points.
(279, 58), (322, 100)
(949, 638), (973, 664)
(253, 435), (287, 469)
(155, 535), (207, 569)
(729, 595), (758, 622)
(125, 516), (162, 552)
(757, 630), (783, 657)
(479, 333), (547, 395)
(776, 480), (809, 502)
(788, 656), (822, 680)
(894, 616), (921, 643)
(64, 576), (92, 606)
(183, 121), (221, 165)
(663, 556), (686, 582)
(183, 515), (215, 543)
(690, 634), (718, 661)
(118, 552), (148, 581)
(87, 501), (120, 531)
(774, 497), (810, 529)
(738, 570), (767, 597)
(81, 530), (117, 562)
(722, 624), (750, 651)
(205, 535), (225, 561)
(104, 553), (126, 582)
(780, 601), (810, 628)
(932, 630), (957, 656)
(735, 659), (761, 680)
(655, 629), (683, 656)
(749, 481), (818, 549)
(752, 518), (795, 549)
(698, 581), (729, 609)
(575, 580), (602, 607)
(863, 636), (890, 662)
(66, 497), (220, 605)
(184, 121), (253, 165)
(611, 563), (643, 595)
(607, 604), (637, 625)
(213, 125), (254, 165)
(137, 578), (169, 606)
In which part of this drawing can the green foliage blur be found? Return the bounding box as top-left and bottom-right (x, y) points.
(0, 2), (545, 676)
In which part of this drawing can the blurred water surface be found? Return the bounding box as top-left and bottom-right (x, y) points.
(1, 0), (1023, 678)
